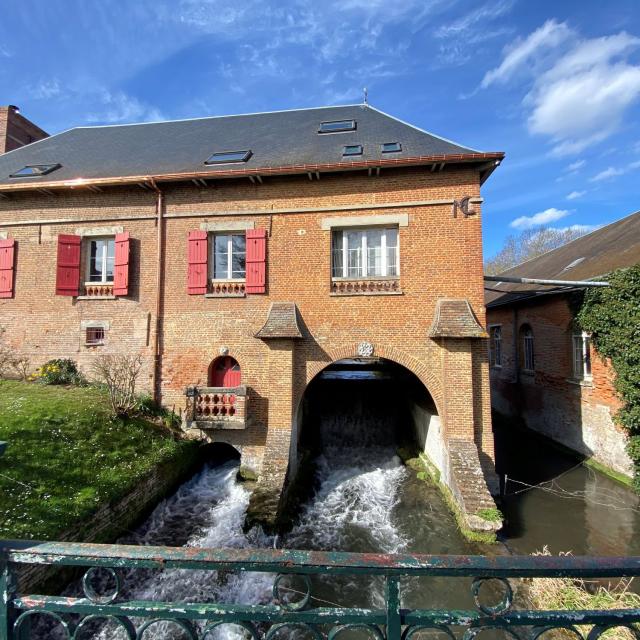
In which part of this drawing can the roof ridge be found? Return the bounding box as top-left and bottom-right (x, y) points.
(72, 103), (367, 131)
(492, 209), (640, 277)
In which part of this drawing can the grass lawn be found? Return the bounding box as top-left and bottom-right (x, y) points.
(0, 380), (199, 540)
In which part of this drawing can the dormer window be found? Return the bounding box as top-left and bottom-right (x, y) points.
(9, 163), (61, 178)
(381, 142), (401, 153)
(343, 145), (363, 157)
(205, 150), (252, 165)
(318, 120), (356, 134)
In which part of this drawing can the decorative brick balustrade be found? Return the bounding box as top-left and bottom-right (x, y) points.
(206, 281), (246, 297)
(330, 278), (401, 296)
(83, 283), (114, 297)
(189, 385), (246, 429)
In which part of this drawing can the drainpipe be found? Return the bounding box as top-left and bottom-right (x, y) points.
(484, 275), (609, 287)
(150, 179), (164, 405)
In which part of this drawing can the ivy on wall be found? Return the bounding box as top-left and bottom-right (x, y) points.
(577, 264), (640, 490)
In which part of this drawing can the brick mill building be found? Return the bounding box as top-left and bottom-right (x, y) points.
(0, 104), (504, 530)
(486, 211), (640, 478)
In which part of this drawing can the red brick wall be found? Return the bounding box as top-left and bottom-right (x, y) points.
(487, 296), (631, 476)
(0, 165), (493, 480)
(0, 106), (48, 154)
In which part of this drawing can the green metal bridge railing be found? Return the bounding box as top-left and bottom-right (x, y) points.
(2, 541), (640, 639)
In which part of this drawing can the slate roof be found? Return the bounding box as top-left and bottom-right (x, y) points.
(485, 210), (640, 308)
(0, 104), (502, 190)
(428, 299), (487, 338)
(255, 303), (303, 339)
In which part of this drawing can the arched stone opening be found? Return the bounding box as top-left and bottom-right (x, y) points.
(295, 357), (440, 463)
(201, 441), (241, 465)
(208, 355), (242, 387)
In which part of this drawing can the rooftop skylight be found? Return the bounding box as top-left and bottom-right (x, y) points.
(343, 144), (363, 157)
(381, 142), (402, 153)
(9, 163), (61, 178)
(204, 150), (252, 165)
(318, 120), (356, 134)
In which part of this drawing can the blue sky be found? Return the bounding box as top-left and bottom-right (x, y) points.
(1, 0), (640, 258)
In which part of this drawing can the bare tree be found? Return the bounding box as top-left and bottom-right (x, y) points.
(484, 226), (591, 275)
(91, 354), (143, 417)
(11, 356), (31, 381)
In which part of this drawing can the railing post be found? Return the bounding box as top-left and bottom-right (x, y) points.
(386, 576), (401, 640)
(0, 551), (15, 640)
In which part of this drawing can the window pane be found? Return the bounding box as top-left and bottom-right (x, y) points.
(332, 231), (344, 277)
(213, 235), (228, 279)
(215, 235), (229, 254)
(231, 234), (246, 253)
(346, 231), (362, 278)
(386, 247), (398, 276)
(89, 240), (104, 282)
(385, 228), (398, 248)
(231, 252), (246, 278)
(105, 239), (115, 281)
(584, 337), (592, 376)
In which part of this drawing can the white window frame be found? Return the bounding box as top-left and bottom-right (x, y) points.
(332, 226), (400, 279)
(573, 331), (592, 380)
(522, 327), (535, 372)
(85, 236), (115, 285)
(210, 233), (246, 281)
(489, 325), (502, 368)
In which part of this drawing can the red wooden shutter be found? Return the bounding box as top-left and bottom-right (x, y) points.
(0, 238), (15, 299)
(246, 228), (267, 294)
(56, 234), (81, 296)
(113, 232), (130, 296)
(187, 230), (208, 294)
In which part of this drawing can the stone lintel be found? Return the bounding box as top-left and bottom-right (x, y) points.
(75, 226), (124, 236)
(199, 220), (255, 232)
(320, 212), (409, 230)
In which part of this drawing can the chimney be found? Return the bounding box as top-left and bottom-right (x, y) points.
(0, 105), (49, 154)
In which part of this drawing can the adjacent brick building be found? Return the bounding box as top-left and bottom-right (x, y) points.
(486, 211), (640, 478)
(0, 104), (504, 529)
(0, 106), (48, 154)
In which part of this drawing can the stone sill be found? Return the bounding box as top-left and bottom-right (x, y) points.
(566, 377), (593, 388)
(205, 293), (246, 298)
(330, 291), (403, 297)
(77, 295), (117, 300)
(192, 420), (246, 431)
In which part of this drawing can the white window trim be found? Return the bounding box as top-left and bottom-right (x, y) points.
(488, 324), (502, 368)
(332, 226), (400, 279)
(84, 236), (115, 285)
(210, 233), (246, 281)
(572, 331), (593, 380)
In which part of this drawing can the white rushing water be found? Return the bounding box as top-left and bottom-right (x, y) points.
(35, 404), (412, 639)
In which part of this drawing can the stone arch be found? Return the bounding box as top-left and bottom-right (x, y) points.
(303, 342), (443, 417)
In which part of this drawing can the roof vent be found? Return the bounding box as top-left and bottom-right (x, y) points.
(318, 120), (356, 134)
(381, 142), (402, 153)
(561, 257), (585, 272)
(204, 150), (252, 165)
(9, 163), (61, 178)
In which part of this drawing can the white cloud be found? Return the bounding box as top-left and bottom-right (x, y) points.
(589, 159), (640, 182)
(30, 79), (62, 100)
(481, 24), (640, 156)
(510, 207), (571, 229)
(86, 90), (164, 124)
(590, 166), (625, 182)
(557, 224), (598, 234)
(566, 190), (586, 200)
(567, 159), (585, 172)
(481, 19), (571, 88)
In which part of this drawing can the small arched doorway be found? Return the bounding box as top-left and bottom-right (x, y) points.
(209, 356), (241, 387)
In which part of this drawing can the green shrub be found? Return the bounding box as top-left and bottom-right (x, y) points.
(30, 359), (85, 386)
(578, 265), (640, 490)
